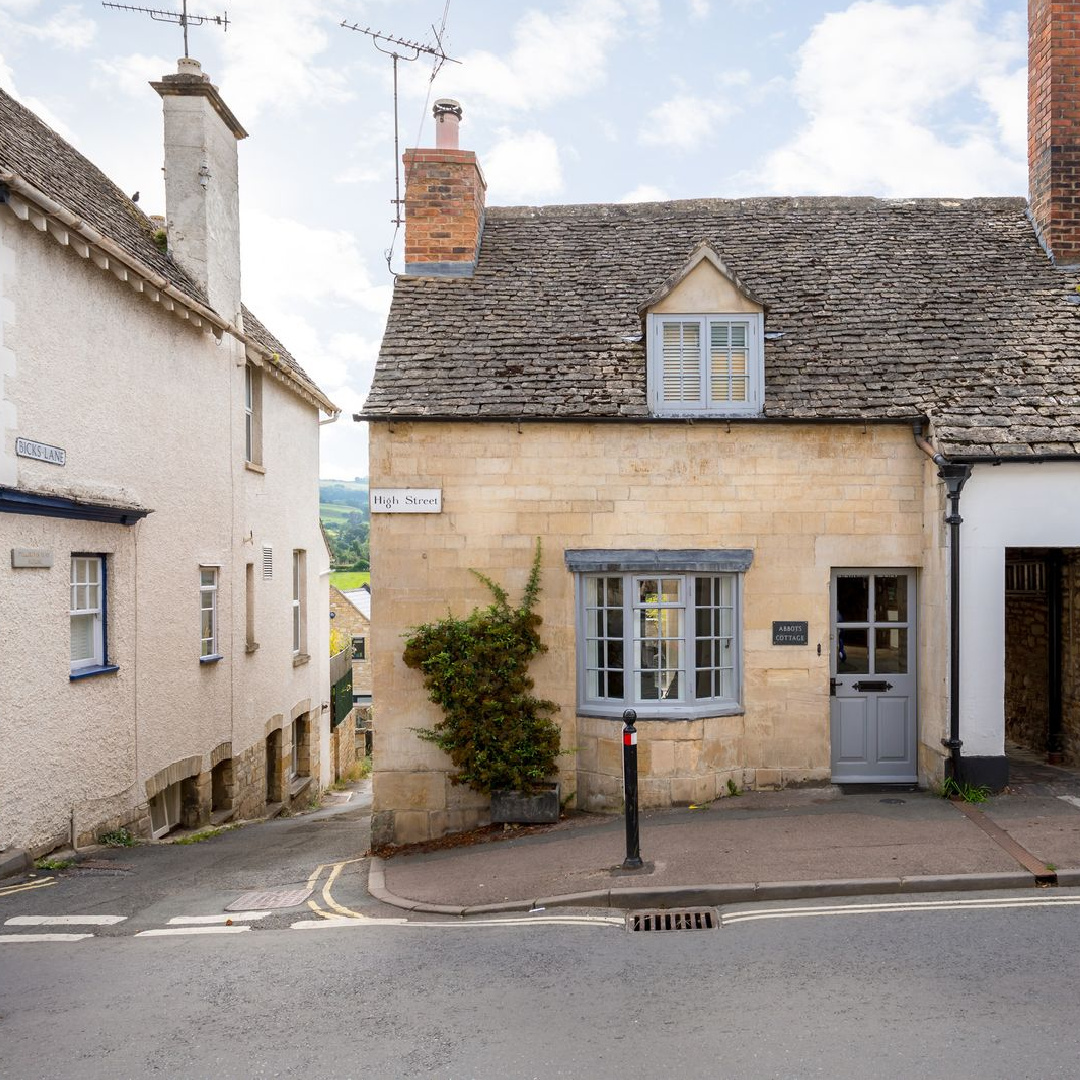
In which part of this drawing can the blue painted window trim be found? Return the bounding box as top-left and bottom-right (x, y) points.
(70, 664), (120, 681)
(199, 653), (224, 664)
(566, 549), (752, 721)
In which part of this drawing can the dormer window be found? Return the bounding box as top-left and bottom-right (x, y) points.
(648, 313), (763, 415)
(641, 240), (766, 418)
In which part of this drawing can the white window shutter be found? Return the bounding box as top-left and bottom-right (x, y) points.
(262, 545), (273, 580)
(661, 320), (702, 403)
(709, 319), (751, 403)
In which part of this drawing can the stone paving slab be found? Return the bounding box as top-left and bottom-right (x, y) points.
(380, 792), (1020, 908)
(981, 795), (1080, 870)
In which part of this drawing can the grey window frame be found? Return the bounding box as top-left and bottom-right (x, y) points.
(566, 549), (752, 720)
(647, 312), (764, 416)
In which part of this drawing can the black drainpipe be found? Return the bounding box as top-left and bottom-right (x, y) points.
(1047, 551), (1064, 764)
(913, 422), (973, 781)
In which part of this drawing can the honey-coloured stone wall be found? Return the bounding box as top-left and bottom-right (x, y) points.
(368, 419), (944, 845)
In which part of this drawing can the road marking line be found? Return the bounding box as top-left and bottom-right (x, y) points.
(135, 926), (253, 937)
(0, 879), (56, 898)
(292, 916), (408, 929)
(291, 915), (623, 930)
(1059, 795), (1080, 811)
(5, 915), (127, 926)
(723, 897), (1080, 926)
(0, 933), (94, 943)
(302, 857), (370, 920)
(167, 911), (270, 925)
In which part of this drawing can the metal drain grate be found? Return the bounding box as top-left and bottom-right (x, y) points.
(227, 886), (312, 911)
(627, 908), (717, 932)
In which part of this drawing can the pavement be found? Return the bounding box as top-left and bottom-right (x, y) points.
(370, 757), (1080, 916)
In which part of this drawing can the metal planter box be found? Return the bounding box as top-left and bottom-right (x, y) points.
(490, 782), (560, 824)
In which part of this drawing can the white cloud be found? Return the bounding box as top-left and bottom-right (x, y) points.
(619, 183), (669, 203)
(482, 130), (564, 203)
(759, 0), (1027, 196)
(333, 165), (382, 185)
(92, 52), (172, 99)
(241, 209), (391, 315)
(32, 5), (97, 50)
(689, 0), (711, 20)
(214, 0), (353, 122)
(410, 0), (629, 115)
(638, 92), (737, 149)
(0, 52), (76, 138)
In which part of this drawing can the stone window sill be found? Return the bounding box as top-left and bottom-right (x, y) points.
(293, 652), (310, 667)
(244, 461), (266, 475)
(199, 653), (224, 665)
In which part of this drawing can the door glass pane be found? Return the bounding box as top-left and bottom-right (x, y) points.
(874, 575), (907, 623)
(837, 628), (869, 673)
(836, 575), (869, 623)
(875, 628), (908, 674)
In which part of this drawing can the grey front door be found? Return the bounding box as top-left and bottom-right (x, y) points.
(830, 570), (917, 783)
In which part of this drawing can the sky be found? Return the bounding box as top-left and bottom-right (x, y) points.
(0, 0), (1029, 480)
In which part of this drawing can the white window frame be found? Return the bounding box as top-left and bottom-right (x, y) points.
(568, 550), (751, 720)
(647, 312), (764, 416)
(70, 555), (105, 673)
(199, 566), (219, 659)
(244, 362), (263, 466)
(292, 549), (306, 656)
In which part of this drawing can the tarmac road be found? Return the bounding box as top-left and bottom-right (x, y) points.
(2, 889), (1080, 1079)
(0, 781), (383, 934)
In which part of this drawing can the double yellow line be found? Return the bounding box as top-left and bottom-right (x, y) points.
(305, 858), (367, 919)
(0, 877), (56, 900)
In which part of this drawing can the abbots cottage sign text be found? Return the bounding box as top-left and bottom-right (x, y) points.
(371, 488), (442, 514)
(16, 437), (66, 466)
(772, 621), (809, 646)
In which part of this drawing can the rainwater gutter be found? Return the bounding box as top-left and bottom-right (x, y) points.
(913, 421), (972, 780)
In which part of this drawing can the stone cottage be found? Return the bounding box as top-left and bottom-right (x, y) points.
(358, 0), (1080, 845)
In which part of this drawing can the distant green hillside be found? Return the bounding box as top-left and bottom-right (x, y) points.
(321, 478), (369, 570)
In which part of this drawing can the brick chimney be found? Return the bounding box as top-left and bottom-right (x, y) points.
(151, 58), (248, 320)
(1029, 0), (1080, 266)
(402, 99), (486, 277)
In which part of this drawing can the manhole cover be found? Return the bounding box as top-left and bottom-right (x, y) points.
(880, 798), (907, 805)
(627, 908), (717, 932)
(227, 886), (312, 911)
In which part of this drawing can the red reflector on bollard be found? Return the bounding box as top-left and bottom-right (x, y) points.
(624, 732), (636, 746)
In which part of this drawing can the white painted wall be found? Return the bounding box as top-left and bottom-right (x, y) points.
(0, 200), (327, 853)
(960, 463), (1080, 756)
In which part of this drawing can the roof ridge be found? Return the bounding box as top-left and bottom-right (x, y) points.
(485, 195), (1029, 221)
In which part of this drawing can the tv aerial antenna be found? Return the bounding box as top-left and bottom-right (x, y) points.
(340, 19), (460, 229)
(101, 1), (230, 59)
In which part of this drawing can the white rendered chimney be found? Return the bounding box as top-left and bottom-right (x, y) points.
(151, 58), (248, 321)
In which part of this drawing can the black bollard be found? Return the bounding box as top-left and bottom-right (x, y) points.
(621, 709), (643, 869)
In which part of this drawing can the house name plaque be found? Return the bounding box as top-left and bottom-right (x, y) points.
(16, 437), (66, 466)
(370, 488), (442, 514)
(772, 621), (809, 646)
(12, 548), (53, 569)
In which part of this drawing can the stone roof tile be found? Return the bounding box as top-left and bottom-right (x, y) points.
(364, 197), (1080, 458)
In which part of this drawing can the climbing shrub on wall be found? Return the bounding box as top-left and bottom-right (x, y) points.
(403, 540), (560, 795)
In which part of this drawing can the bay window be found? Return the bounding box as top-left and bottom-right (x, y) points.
(567, 549), (752, 719)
